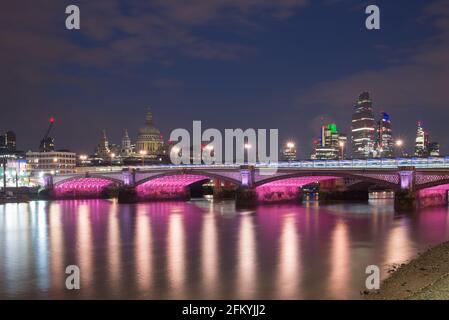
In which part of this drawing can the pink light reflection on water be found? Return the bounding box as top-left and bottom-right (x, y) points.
(2, 199), (449, 299)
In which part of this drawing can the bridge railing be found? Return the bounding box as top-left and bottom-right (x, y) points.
(260, 157), (449, 169)
(65, 157), (449, 175)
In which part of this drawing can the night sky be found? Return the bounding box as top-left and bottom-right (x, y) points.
(1, 0), (448, 157)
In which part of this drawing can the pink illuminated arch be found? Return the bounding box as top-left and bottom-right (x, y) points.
(256, 176), (338, 202)
(135, 174), (213, 200)
(53, 177), (121, 198)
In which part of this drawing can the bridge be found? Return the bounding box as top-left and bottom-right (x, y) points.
(39, 158), (449, 211)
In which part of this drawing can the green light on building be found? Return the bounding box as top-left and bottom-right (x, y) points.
(327, 123), (337, 134)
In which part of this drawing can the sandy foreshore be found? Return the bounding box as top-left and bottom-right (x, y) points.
(365, 241), (449, 300)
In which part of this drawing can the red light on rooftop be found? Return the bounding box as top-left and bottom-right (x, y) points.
(50, 117), (55, 123)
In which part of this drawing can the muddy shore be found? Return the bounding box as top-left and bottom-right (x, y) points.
(365, 241), (449, 300)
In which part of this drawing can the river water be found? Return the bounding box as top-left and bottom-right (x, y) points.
(1, 198), (449, 299)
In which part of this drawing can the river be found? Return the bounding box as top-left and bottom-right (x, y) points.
(1, 198), (449, 299)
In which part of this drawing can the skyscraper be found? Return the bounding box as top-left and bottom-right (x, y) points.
(5, 131), (16, 152)
(428, 142), (440, 157)
(0, 133), (6, 153)
(351, 92), (376, 159)
(311, 123), (346, 160)
(414, 121), (429, 157)
(375, 112), (394, 158)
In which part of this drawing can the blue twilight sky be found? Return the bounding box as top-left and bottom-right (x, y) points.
(1, 0), (448, 157)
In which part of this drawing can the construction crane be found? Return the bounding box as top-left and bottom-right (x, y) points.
(39, 117), (56, 152)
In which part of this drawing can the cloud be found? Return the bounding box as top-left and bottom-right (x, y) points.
(152, 78), (184, 89)
(295, 0), (449, 113)
(149, 0), (309, 25)
(0, 1), (308, 65)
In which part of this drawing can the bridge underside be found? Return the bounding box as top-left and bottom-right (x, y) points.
(416, 184), (449, 209)
(135, 174), (212, 201)
(256, 176), (337, 203)
(53, 178), (119, 199)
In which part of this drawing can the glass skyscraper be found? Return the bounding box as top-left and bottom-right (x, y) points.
(414, 121), (429, 157)
(311, 123), (346, 160)
(376, 112), (394, 158)
(351, 92), (376, 159)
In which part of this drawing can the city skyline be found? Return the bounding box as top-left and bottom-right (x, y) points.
(0, 96), (443, 159)
(1, 1), (449, 156)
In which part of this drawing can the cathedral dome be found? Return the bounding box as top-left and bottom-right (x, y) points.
(138, 111), (161, 136)
(136, 109), (164, 156)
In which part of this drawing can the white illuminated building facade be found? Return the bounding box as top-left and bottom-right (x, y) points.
(26, 151), (77, 175)
(351, 92), (376, 159)
(414, 122), (429, 157)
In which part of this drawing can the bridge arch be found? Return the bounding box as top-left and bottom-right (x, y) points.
(134, 170), (241, 201)
(53, 175), (123, 199)
(255, 171), (400, 190)
(54, 174), (124, 187)
(416, 178), (449, 191)
(134, 170), (241, 187)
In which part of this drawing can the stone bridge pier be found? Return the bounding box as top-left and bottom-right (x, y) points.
(394, 166), (449, 211)
(117, 168), (138, 203)
(394, 167), (417, 212)
(235, 166), (258, 207)
(235, 166), (307, 207)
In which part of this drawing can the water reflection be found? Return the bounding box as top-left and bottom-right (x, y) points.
(107, 202), (122, 296)
(201, 209), (219, 298)
(48, 202), (63, 295)
(0, 199), (449, 299)
(167, 211), (186, 298)
(328, 221), (350, 299)
(77, 204), (93, 289)
(277, 214), (301, 299)
(135, 205), (153, 295)
(236, 214), (257, 299)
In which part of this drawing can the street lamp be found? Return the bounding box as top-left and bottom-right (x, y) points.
(79, 154), (88, 167)
(1, 156), (6, 193)
(244, 144), (253, 164)
(339, 141), (345, 160)
(139, 150), (147, 166)
(395, 139), (404, 157)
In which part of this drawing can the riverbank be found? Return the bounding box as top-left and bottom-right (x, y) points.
(0, 187), (39, 203)
(365, 241), (449, 300)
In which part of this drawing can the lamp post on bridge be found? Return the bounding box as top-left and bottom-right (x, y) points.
(395, 139), (404, 158)
(110, 153), (116, 168)
(139, 150), (147, 167)
(1, 156), (6, 194)
(244, 143), (252, 164)
(339, 141), (345, 160)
